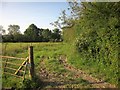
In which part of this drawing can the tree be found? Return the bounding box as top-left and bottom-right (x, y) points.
(51, 28), (61, 41)
(24, 24), (39, 41)
(50, 0), (81, 29)
(2, 35), (14, 42)
(41, 29), (52, 41)
(8, 25), (20, 35)
(13, 33), (24, 42)
(50, 10), (75, 29)
(0, 25), (6, 35)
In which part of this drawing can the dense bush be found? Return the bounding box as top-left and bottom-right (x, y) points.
(74, 2), (119, 85)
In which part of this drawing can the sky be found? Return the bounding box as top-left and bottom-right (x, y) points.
(0, 1), (70, 33)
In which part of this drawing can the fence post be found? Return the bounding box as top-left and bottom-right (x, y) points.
(28, 46), (34, 79)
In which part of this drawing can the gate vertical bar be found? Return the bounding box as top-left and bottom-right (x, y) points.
(28, 46), (34, 80)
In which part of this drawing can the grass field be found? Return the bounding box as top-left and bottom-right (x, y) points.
(1, 42), (79, 88)
(1, 42), (118, 88)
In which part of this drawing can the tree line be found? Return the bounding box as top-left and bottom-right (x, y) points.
(0, 24), (62, 42)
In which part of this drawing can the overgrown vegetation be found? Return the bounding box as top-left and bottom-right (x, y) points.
(61, 2), (119, 86)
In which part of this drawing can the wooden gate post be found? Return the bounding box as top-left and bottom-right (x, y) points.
(28, 46), (34, 79)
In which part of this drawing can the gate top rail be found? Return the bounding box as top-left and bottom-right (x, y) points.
(0, 55), (26, 60)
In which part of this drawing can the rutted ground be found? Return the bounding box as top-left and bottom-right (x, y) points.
(37, 56), (91, 89)
(37, 55), (116, 89)
(59, 55), (116, 88)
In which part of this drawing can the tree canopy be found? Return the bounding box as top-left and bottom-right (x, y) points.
(0, 25), (6, 35)
(8, 25), (21, 35)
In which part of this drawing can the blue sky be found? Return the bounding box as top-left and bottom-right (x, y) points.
(0, 2), (70, 33)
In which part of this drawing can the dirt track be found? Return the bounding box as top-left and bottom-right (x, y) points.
(59, 55), (116, 88)
(38, 55), (116, 88)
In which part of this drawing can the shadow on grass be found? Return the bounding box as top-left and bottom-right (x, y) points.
(38, 78), (90, 89)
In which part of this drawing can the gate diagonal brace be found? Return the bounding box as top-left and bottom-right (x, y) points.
(14, 57), (29, 75)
